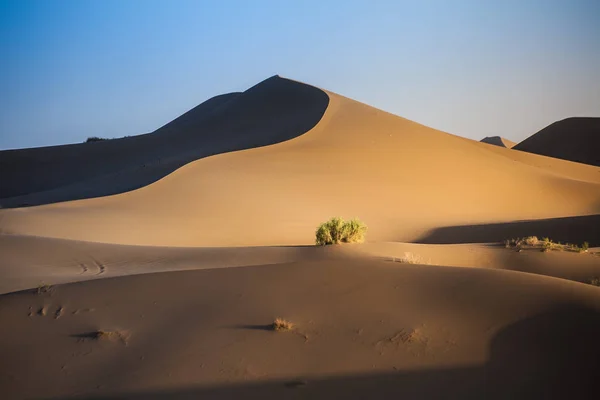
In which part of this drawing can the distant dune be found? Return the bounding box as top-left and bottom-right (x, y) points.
(480, 136), (516, 148)
(514, 117), (600, 167)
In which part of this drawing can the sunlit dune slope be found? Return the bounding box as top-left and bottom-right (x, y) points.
(514, 117), (600, 167)
(0, 77), (599, 246)
(0, 76), (328, 206)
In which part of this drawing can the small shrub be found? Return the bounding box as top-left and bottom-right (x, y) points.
(78, 330), (129, 344)
(393, 252), (427, 265)
(315, 217), (367, 245)
(85, 136), (108, 143)
(589, 277), (600, 287)
(341, 218), (367, 243)
(37, 283), (52, 295)
(316, 217), (344, 245)
(272, 318), (294, 332)
(582, 242), (589, 252)
(524, 236), (539, 246)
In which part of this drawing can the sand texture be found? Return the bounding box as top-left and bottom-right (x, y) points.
(1, 76), (600, 399)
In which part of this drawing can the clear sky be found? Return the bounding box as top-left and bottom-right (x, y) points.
(1, 0), (599, 150)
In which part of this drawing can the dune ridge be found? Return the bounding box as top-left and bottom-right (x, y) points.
(514, 117), (600, 167)
(0, 77), (598, 247)
(0, 76), (329, 207)
(1, 76), (600, 400)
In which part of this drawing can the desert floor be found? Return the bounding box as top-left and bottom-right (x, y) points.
(1, 76), (599, 399)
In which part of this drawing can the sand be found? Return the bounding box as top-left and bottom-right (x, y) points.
(1, 76), (600, 399)
(0, 77), (598, 247)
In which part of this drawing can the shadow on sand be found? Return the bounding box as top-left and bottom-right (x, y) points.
(0, 76), (329, 208)
(51, 304), (600, 399)
(415, 214), (600, 247)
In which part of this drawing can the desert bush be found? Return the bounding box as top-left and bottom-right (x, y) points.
(85, 136), (108, 143)
(341, 218), (368, 243)
(316, 217), (345, 245)
(272, 318), (294, 332)
(315, 217), (367, 245)
(582, 242), (589, 252)
(524, 236), (539, 246)
(37, 282), (52, 295)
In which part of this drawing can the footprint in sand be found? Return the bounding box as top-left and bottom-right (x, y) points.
(81, 257), (106, 276)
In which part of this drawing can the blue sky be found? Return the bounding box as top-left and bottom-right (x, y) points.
(1, 0), (599, 149)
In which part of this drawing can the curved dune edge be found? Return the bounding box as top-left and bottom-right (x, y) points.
(1, 234), (599, 295)
(1, 260), (600, 399)
(0, 76), (329, 207)
(0, 79), (599, 246)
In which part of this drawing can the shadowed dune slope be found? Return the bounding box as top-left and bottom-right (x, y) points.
(0, 78), (599, 246)
(417, 214), (600, 247)
(0, 76), (329, 206)
(1, 261), (600, 399)
(514, 117), (600, 166)
(480, 136), (516, 148)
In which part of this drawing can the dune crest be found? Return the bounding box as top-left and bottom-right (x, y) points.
(514, 117), (600, 167)
(2, 76), (600, 400)
(0, 77), (599, 246)
(0, 76), (329, 207)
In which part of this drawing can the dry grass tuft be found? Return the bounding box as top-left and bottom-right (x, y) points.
(272, 318), (294, 332)
(506, 237), (589, 253)
(393, 252), (428, 265)
(524, 236), (539, 246)
(77, 330), (130, 345)
(37, 283), (53, 295)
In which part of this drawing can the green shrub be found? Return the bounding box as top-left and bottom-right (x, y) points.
(315, 217), (367, 245)
(582, 242), (589, 252)
(342, 218), (368, 243)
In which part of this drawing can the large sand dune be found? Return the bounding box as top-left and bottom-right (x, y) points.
(514, 117), (600, 167)
(1, 77), (598, 246)
(0, 76), (328, 207)
(2, 76), (600, 399)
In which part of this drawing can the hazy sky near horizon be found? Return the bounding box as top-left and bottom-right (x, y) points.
(1, 0), (599, 150)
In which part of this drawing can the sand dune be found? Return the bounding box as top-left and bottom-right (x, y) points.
(2, 258), (600, 399)
(514, 117), (600, 167)
(2, 76), (600, 399)
(0, 77), (598, 246)
(2, 233), (598, 296)
(0, 76), (328, 207)
(480, 136), (516, 148)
